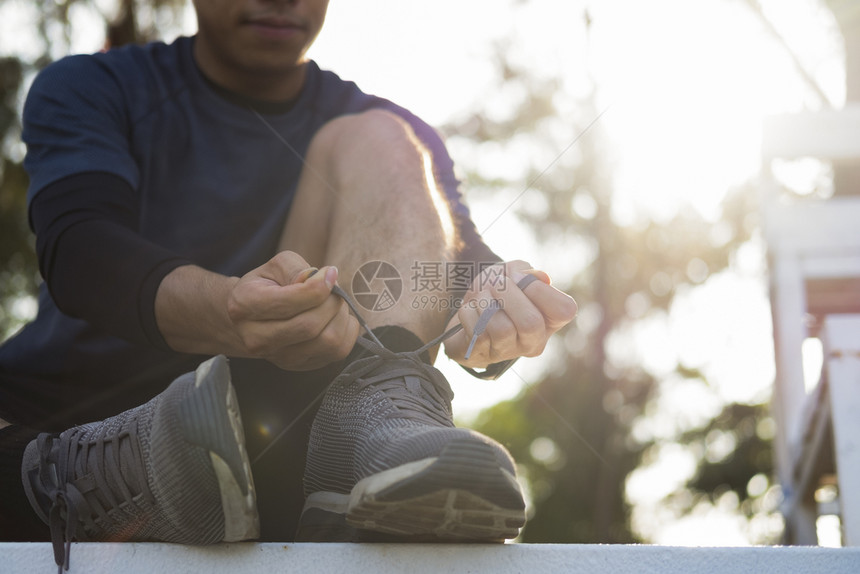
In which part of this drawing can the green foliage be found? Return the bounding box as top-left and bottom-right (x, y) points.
(0, 0), (188, 339)
(684, 402), (774, 501)
(0, 56), (37, 338)
(475, 362), (650, 543)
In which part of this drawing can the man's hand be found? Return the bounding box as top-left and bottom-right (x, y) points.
(156, 251), (359, 371)
(443, 260), (577, 369)
(226, 252), (360, 370)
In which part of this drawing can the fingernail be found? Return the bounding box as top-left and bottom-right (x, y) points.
(524, 268), (552, 285)
(296, 267), (319, 283)
(325, 266), (338, 289)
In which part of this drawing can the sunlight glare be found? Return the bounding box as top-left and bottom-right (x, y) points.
(589, 0), (842, 223)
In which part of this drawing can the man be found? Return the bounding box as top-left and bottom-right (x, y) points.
(0, 0), (576, 568)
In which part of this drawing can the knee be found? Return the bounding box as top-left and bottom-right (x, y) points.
(309, 109), (426, 173)
(324, 108), (418, 146)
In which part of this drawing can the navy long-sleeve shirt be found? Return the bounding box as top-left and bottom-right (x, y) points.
(0, 36), (501, 428)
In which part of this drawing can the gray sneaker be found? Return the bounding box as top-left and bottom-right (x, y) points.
(297, 331), (526, 542)
(22, 355), (259, 571)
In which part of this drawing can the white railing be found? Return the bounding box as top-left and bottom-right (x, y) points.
(1, 542), (859, 574)
(762, 105), (860, 545)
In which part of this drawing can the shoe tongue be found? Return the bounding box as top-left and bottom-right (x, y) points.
(405, 375), (422, 395)
(363, 326), (432, 363)
(404, 370), (454, 413)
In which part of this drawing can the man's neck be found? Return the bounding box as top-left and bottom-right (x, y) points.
(192, 38), (307, 105)
(199, 67), (302, 115)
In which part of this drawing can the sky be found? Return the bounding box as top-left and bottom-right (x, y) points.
(0, 0), (846, 546)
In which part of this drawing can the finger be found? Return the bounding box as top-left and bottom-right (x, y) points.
(274, 304), (361, 371)
(230, 266), (338, 321)
(316, 299), (360, 358)
(509, 271), (577, 329)
(464, 304), (498, 361)
(456, 299), (481, 346)
(490, 282), (547, 357)
(294, 266), (320, 283)
(467, 261), (515, 296)
(275, 290), (348, 346)
(259, 251), (314, 285)
(474, 261), (539, 295)
(480, 303), (518, 360)
(444, 300), (481, 362)
(502, 260), (533, 276)
(523, 268), (552, 285)
(237, 290), (347, 353)
(462, 291), (523, 364)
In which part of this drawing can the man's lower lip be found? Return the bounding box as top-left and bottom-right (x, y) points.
(245, 23), (302, 39)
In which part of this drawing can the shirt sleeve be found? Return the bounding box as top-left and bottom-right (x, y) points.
(29, 172), (191, 350)
(22, 55), (187, 350)
(22, 54), (141, 201)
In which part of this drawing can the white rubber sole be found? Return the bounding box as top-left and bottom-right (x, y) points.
(195, 356), (260, 541)
(298, 439), (525, 542)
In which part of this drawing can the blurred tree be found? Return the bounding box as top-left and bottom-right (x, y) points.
(683, 403), (774, 500)
(0, 53), (37, 338)
(0, 54), (36, 339)
(446, 11), (763, 542)
(469, 0), (856, 545)
(0, 0), (186, 339)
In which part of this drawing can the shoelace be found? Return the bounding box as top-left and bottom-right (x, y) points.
(341, 337), (456, 427)
(331, 272), (539, 362)
(326, 273), (539, 420)
(253, 273), (538, 465)
(38, 419), (152, 573)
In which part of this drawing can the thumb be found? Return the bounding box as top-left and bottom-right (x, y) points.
(303, 266), (339, 290)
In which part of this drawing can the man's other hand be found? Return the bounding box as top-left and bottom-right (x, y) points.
(443, 260), (577, 369)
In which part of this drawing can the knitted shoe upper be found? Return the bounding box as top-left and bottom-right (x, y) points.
(22, 355), (254, 572)
(303, 330), (518, 497)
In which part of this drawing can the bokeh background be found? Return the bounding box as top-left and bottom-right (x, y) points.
(0, 0), (849, 545)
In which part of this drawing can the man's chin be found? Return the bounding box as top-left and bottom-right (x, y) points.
(248, 60), (307, 82)
(239, 50), (308, 75)
(231, 58), (308, 100)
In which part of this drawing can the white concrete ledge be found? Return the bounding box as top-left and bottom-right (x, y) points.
(2, 543), (859, 574)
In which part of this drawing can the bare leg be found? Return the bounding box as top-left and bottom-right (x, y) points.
(281, 111), (528, 543)
(280, 110), (458, 344)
